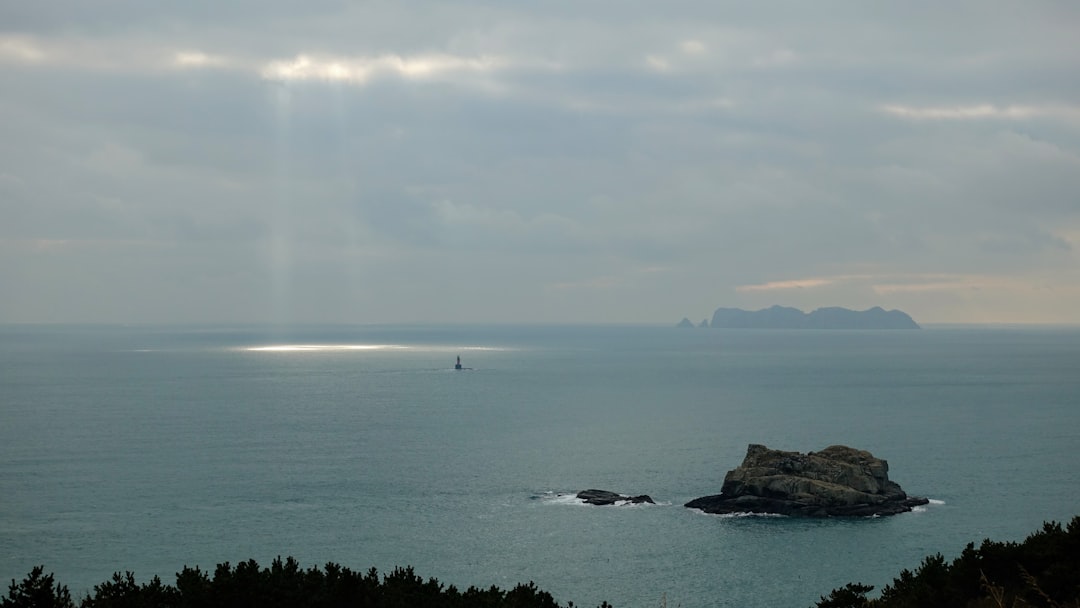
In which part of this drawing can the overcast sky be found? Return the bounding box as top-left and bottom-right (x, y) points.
(2, 2), (1079, 325)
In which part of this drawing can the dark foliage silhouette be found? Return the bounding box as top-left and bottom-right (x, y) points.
(5, 558), (611, 608)
(815, 516), (1080, 608)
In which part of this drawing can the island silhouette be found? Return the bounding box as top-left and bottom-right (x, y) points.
(678, 305), (920, 329)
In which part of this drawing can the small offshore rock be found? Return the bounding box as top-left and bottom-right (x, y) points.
(577, 489), (655, 506)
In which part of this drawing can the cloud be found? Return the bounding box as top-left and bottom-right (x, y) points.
(737, 278), (838, 292)
(3, 3), (1080, 323)
(880, 103), (1080, 126)
(0, 35), (45, 62)
(172, 51), (229, 68)
(870, 275), (1023, 294)
(679, 40), (706, 55)
(259, 53), (505, 85)
(644, 55), (670, 72)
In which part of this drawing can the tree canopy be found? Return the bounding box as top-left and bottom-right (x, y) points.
(4, 559), (610, 608)
(816, 516), (1080, 608)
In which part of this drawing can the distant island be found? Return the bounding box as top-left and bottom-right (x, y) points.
(678, 305), (920, 329)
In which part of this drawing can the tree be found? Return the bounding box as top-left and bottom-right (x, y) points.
(2, 566), (75, 608)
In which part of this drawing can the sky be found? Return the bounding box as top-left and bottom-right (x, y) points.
(2, 2), (1079, 325)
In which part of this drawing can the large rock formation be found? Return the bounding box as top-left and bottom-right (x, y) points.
(708, 306), (920, 329)
(685, 444), (928, 517)
(577, 489), (655, 506)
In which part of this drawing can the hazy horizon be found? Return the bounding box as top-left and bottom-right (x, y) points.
(5, 316), (1080, 329)
(3, 3), (1079, 325)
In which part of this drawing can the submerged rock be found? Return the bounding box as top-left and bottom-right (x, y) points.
(685, 444), (928, 517)
(577, 489), (655, 506)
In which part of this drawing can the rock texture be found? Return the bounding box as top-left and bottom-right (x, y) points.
(685, 444), (929, 517)
(577, 489), (655, 506)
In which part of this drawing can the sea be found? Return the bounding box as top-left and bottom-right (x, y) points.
(1, 324), (1078, 608)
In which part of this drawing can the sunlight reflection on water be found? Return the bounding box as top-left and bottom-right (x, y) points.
(243, 344), (512, 352)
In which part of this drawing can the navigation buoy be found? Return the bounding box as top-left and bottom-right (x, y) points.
(455, 355), (462, 370)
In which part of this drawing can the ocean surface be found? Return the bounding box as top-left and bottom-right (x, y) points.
(2, 324), (1078, 607)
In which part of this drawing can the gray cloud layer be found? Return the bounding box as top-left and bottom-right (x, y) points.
(2, 2), (1079, 323)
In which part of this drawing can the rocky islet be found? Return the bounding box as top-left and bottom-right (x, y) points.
(580, 444), (928, 517)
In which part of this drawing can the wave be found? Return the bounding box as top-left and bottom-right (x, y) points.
(532, 491), (589, 506)
(608, 500), (670, 507)
(531, 491), (668, 507)
(910, 498), (946, 514)
(695, 510), (788, 519)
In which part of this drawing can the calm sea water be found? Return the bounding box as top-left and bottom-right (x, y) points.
(2, 324), (1079, 607)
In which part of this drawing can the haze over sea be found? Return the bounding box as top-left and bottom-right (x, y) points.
(2, 324), (1078, 608)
